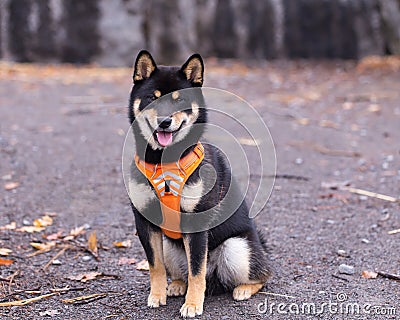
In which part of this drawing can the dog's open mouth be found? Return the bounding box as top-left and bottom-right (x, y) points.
(156, 131), (173, 147)
(148, 120), (185, 147)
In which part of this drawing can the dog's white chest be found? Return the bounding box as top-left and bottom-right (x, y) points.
(181, 180), (204, 212)
(128, 178), (157, 211)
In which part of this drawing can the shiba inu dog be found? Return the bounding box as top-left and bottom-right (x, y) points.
(128, 50), (271, 317)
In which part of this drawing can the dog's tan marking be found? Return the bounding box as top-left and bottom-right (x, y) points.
(191, 102), (199, 119)
(172, 91), (180, 100)
(147, 232), (167, 308)
(233, 283), (263, 301)
(133, 98), (141, 115)
(167, 279), (187, 297)
(180, 237), (207, 317)
(154, 90), (161, 98)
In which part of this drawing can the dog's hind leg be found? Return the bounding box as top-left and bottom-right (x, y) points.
(215, 235), (270, 301)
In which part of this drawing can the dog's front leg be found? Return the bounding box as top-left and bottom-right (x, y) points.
(137, 226), (167, 308)
(180, 232), (208, 317)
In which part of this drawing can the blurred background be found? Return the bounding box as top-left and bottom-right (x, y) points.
(1, 0), (400, 66)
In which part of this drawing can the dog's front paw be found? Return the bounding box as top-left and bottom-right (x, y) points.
(147, 292), (167, 308)
(167, 280), (187, 297)
(180, 302), (203, 318)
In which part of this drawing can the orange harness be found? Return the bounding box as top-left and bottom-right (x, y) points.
(134, 143), (204, 239)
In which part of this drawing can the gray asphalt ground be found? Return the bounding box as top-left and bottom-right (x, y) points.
(0, 58), (399, 319)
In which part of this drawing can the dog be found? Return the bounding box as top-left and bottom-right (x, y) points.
(127, 50), (271, 317)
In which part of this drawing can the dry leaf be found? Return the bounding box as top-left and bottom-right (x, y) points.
(4, 182), (19, 190)
(319, 120), (339, 129)
(0, 222), (16, 230)
(0, 258), (14, 266)
(296, 118), (310, 126)
(33, 215), (53, 227)
(136, 259), (149, 271)
(0, 248), (12, 256)
(70, 225), (86, 237)
(118, 257), (136, 265)
(44, 231), (63, 240)
(362, 270), (378, 279)
(16, 226), (45, 233)
(88, 230), (98, 257)
(67, 271), (102, 282)
(113, 239), (132, 248)
(30, 241), (56, 251)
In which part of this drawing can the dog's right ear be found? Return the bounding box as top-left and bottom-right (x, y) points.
(133, 50), (157, 83)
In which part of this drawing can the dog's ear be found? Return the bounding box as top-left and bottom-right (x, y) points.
(133, 50), (157, 83)
(181, 54), (204, 86)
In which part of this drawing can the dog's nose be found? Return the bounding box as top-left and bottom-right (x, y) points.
(158, 117), (172, 129)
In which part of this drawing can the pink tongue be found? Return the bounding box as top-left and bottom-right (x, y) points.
(156, 131), (173, 146)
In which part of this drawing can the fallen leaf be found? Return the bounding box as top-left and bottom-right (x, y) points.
(295, 118), (310, 126)
(30, 241), (56, 251)
(16, 226), (45, 233)
(368, 104), (381, 113)
(44, 231), (63, 240)
(118, 257), (136, 265)
(69, 225), (86, 237)
(0, 293), (56, 306)
(0, 248), (12, 256)
(0, 222), (16, 230)
(113, 239), (131, 248)
(319, 120), (339, 129)
(39, 309), (60, 317)
(4, 182), (19, 190)
(0, 258), (14, 266)
(33, 215), (53, 227)
(362, 270), (378, 279)
(136, 259), (149, 271)
(88, 231), (98, 258)
(67, 271), (102, 282)
(238, 138), (260, 146)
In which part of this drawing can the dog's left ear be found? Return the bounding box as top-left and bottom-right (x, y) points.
(181, 54), (204, 86)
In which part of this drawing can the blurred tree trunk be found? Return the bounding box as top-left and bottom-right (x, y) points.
(62, 0), (100, 63)
(8, 0), (32, 62)
(213, 0), (238, 58)
(35, 0), (56, 59)
(379, 0), (400, 54)
(284, 0), (383, 59)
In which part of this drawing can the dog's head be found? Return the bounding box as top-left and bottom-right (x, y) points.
(129, 51), (206, 154)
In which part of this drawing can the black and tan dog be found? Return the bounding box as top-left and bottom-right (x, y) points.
(128, 50), (271, 317)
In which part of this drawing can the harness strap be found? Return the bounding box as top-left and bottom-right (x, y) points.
(134, 142), (204, 239)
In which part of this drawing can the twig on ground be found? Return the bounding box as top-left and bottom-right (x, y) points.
(50, 286), (86, 293)
(0, 292), (56, 306)
(62, 293), (108, 304)
(332, 274), (350, 282)
(377, 271), (400, 281)
(259, 292), (296, 299)
(388, 228), (400, 235)
(341, 187), (399, 203)
(289, 141), (361, 158)
(43, 246), (70, 270)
